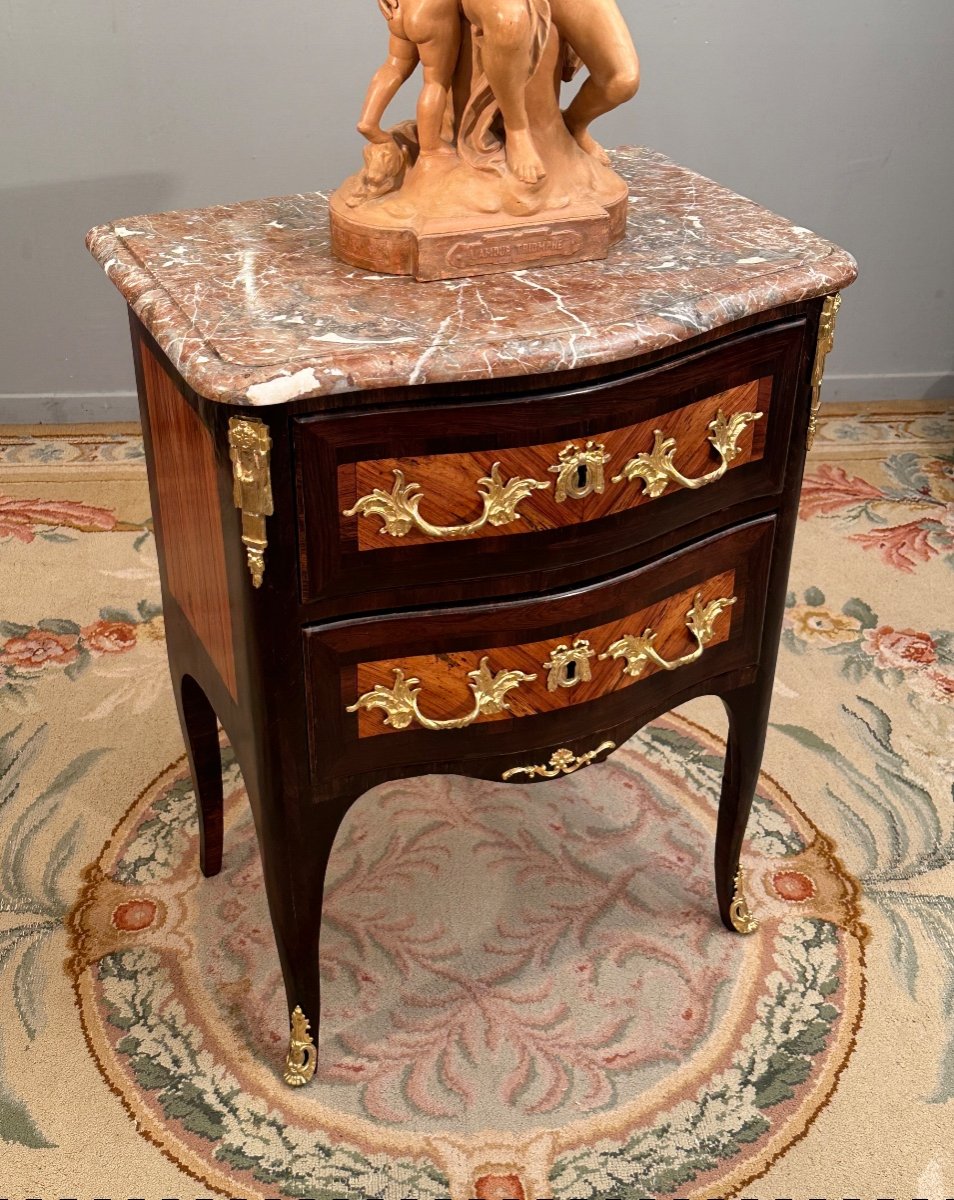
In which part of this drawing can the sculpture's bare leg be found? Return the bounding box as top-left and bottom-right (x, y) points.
(464, 0), (546, 183)
(409, 18), (463, 154)
(357, 34), (420, 144)
(551, 0), (639, 162)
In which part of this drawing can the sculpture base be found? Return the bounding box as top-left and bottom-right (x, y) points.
(330, 191), (628, 282)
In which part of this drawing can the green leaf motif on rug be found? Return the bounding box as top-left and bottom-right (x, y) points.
(0, 1077), (55, 1149)
(0, 725), (103, 1147)
(96, 947), (452, 1199)
(775, 700), (954, 1103)
(638, 724), (805, 857)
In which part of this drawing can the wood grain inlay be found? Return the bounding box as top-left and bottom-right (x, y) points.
(141, 341), (237, 699)
(352, 569), (736, 737)
(342, 379), (769, 550)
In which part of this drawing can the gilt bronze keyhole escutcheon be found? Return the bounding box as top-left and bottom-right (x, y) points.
(543, 638), (597, 691)
(549, 441), (612, 502)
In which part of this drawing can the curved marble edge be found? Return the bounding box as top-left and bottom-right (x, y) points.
(86, 150), (858, 409)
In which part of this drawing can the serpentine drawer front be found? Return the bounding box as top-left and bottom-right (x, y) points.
(304, 516), (774, 789)
(294, 320), (804, 611)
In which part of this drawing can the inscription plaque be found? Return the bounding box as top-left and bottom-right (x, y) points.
(447, 228), (585, 271)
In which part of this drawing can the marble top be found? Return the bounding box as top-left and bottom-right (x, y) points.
(87, 148), (857, 408)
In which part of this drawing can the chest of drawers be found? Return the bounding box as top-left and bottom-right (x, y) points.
(88, 148), (855, 1086)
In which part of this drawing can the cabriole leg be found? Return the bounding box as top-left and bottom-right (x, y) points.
(173, 673), (224, 878)
(242, 776), (362, 1086)
(715, 674), (774, 933)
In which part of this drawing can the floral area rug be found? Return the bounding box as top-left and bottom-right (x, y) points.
(0, 406), (952, 1199)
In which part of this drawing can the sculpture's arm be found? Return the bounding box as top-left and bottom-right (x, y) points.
(357, 33), (420, 145)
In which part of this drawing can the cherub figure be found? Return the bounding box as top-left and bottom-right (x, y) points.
(458, 0), (639, 181)
(356, 0), (462, 159)
(356, 0), (554, 185)
(354, 0), (639, 187)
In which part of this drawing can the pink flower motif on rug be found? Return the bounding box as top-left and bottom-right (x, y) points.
(782, 587), (954, 704)
(862, 626), (938, 671)
(772, 870), (816, 902)
(0, 603), (161, 711)
(910, 667), (954, 703)
(82, 619), (138, 655)
(0, 628), (80, 669)
(475, 1173), (525, 1200)
(111, 899), (158, 932)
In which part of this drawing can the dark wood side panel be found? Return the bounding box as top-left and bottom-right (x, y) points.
(140, 339), (237, 699)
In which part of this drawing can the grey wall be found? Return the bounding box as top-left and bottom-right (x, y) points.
(2, 0), (953, 422)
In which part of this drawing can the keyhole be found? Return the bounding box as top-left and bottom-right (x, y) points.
(564, 660), (577, 683)
(576, 464), (589, 491)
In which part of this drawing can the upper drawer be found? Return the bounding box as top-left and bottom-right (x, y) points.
(294, 319), (805, 613)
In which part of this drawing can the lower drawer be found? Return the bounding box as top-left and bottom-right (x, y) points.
(304, 517), (776, 788)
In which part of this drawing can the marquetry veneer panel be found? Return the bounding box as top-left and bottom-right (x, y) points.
(351, 569), (736, 737)
(342, 378), (770, 550)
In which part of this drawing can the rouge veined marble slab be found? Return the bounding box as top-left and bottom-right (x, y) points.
(86, 147), (857, 409)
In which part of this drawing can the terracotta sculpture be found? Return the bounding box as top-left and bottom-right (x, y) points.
(329, 0), (639, 280)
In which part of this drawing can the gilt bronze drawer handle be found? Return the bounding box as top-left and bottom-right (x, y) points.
(611, 408), (763, 499)
(348, 593), (735, 731)
(600, 593), (736, 679)
(347, 657), (536, 731)
(344, 407), (760, 543)
(344, 463), (549, 539)
(502, 740), (617, 781)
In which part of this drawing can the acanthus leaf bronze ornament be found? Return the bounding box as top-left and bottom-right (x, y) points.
(228, 417), (273, 588)
(611, 408), (763, 499)
(343, 464), (550, 540)
(730, 868), (759, 934)
(549, 440), (612, 502)
(599, 592), (737, 679)
(347, 656), (537, 732)
(502, 740), (617, 781)
(807, 293), (842, 451)
(543, 638), (596, 691)
(283, 1005), (317, 1087)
